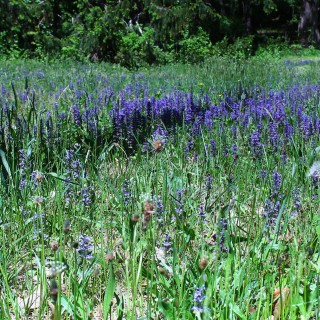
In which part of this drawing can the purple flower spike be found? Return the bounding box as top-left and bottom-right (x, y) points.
(77, 234), (94, 259)
(191, 285), (209, 314)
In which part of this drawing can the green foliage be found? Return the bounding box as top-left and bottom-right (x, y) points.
(262, 0), (278, 14)
(230, 36), (255, 59)
(255, 37), (287, 60)
(213, 36), (255, 59)
(115, 26), (172, 68)
(0, 0), (310, 65)
(178, 28), (213, 63)
(61, 24), (86, 61)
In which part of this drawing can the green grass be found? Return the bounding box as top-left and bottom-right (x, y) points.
(0, 56), (319, 319)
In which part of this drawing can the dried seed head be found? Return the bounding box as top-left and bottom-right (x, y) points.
(131, 214), (140, 222)
(142, 200), (154, 229)
(273, 288), (281, 299)
(49, 279), (59, 302)
(35, 171), (44, 182)
(143, 211), (152, 222)
(106, 251), (114, 263)
(33, 196), (44, 205)
(143, 200), (154, 214)
(198, 256), (209, 270)
(158, 267), (167, 275)
(50, 242), (59, 252)
(93, 265), (100, 277)
(272, 287), (290, 319)
(158, 267), (170, 278)
(153, 139), (164, 152)
(72, 241), (79, 249)
(143, 200), (154, 222)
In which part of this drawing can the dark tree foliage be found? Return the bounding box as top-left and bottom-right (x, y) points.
(0, 0), (317, 64)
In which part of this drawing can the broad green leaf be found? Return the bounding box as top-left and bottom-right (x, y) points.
(0, 149), (12, 179)
(158, 300), (174, 318)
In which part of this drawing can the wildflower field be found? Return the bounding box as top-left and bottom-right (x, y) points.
(0, 57), (319, 319)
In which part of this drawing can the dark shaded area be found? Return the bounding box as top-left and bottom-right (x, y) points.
(0, 0), (319, 65)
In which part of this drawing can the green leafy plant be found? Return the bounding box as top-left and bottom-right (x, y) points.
(116, 26), (171, 68)
(178, 27), (213, 63)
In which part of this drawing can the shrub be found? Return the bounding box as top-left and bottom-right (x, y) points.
(212, 36), (255, 59)
(178, 27), (212, 63)
(115, 26), (172, 69)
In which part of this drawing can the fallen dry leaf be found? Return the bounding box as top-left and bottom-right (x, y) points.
(272, 287), (290, 320)
(273, 288), (281, 299)
(17, 284), (42, 315)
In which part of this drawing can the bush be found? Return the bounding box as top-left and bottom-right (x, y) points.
(212, 36), (255, 59)
(115, 26), (172, 69)
(178, 27), (212, 63)
(230, 36), (255, 59)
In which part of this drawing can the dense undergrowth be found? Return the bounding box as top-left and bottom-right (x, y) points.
(0, 57), (319, 319)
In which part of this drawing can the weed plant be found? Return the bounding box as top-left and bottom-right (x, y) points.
(0, 57), (319, 319)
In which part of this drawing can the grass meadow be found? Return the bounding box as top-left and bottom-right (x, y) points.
(0, 56), (319, 319)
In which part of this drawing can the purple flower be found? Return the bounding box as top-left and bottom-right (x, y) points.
(71, 160), (82, 179)
(19, 178), (27, 191)
(141, 142), (149, 153)
(65, 145), (82, 180)
(250, 130), (263, 157)
(18, 149), (29, 190)
(284, 121), (294, 140)
(231, 125), (237, 139)
(155, 195), (164, 225)
(184, 139), (194, 157)
(77, 234), (94, 259)
(81, 186), (93, 207)
(18, 149), (28, 170)
(163, 235), (172, 253)
(65, 149), (74, 165)
(232, 144), (238, 158)
(218, 218), (229, 253)
(268, 122), (278, 149)
(292, 189), (301, 209)
(205, 175), (213, 190)
(198, 205), (207, 222)
(175, 188), (186, 219)
(263, 199), (281, 228)
(280, 154), (288, 164)
(272, 172), (282, 195)
(193, 285), (206, 303)
(191, 118), (201, 135)
(258, 170), (267, 180)
(210, 140), (217, 157)
(122, 179), (131, 206)
(222, 146), (229, 157)
(301, 114), (312, 138)
(73, 105), (82, 126)
(191, 285), (209, 314)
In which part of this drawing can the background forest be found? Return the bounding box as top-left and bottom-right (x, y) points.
(1, 0), (320, 68)
(1, 1), (320, 320)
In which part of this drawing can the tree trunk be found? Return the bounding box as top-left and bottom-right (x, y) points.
(242, 0), (254, 35)
(298, 0), (320, 46)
